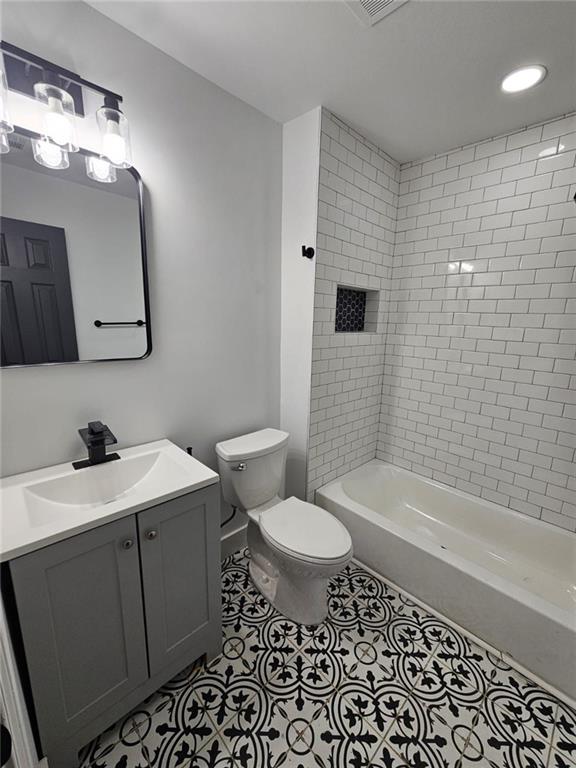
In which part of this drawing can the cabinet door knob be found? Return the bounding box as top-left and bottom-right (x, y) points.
(145, 529), (158, 540)
(121, 538), (134, 550)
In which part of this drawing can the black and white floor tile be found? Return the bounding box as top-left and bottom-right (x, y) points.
(78, 550), (575, 768)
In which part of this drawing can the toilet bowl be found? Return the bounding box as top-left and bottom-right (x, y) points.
(216, 428), (352, 625)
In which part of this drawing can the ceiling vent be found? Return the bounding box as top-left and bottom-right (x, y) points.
(345, 0), (408, 27)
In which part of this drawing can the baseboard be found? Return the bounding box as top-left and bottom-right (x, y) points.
(220, 523), (247, 561)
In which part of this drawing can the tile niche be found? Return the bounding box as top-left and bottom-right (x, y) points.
(335, 286), (380, 333)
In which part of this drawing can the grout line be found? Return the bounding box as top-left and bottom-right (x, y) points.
(247, 561), (532, 766)
(130, 718), (152, 768)
(82, 714), (146, 768)
(124, 663), (206, 746)
(281, 572), (461, 760)
(119, 554), (570, 768)
(352, 556), (576, 709)
(200, 705), (244, 765)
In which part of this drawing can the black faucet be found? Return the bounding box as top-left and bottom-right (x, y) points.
(72, 421), (121, 470)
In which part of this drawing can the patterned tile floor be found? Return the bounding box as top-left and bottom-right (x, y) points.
(79, 549), (576, 768)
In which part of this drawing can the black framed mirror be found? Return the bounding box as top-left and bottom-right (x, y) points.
(0, 127), (151, 367)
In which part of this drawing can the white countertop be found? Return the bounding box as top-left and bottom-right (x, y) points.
(0, 439), (219, 562)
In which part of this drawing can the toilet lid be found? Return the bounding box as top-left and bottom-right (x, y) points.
(260, 497), (352, 563)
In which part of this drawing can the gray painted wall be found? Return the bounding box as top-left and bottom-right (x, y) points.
(0, 1), (282, 535)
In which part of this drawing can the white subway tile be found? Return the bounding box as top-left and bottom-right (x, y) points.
(525, 221), (563, 239)
(488, 149), (522, 170)
(471, 170), (503, 190)
(480, 213), (510, 231)
(542, 115), (576, 140)
(476, 137), (508, 159)
(532, 187), (572, 207)
(512, 206), (548, 226)
(315, 111), (576, 530)
(521, 140), (559, 163)
(484, 181), (517, 201)
(516, 173), (553, 195)
(496, 195), (531, 213)
(559, 131), (576, 152)
(553, 166), (576, 187)
(492, 226), (526, 244)
(501, 160), (537, 183)
(506, 126), (543, 150)
(541, 234), (576, 252)
(459, 158), (489, 178)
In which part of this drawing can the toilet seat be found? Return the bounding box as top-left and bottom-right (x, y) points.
(259, 497), (352, 565)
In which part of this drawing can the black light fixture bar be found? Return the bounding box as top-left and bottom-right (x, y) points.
(0, 41), (123, 104)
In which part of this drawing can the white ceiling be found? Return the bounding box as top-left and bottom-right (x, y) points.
(90, 0), (576, 163)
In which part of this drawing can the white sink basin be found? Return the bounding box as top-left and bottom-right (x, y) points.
(25, 451), (161, 510)
(0, 440), (219, 561)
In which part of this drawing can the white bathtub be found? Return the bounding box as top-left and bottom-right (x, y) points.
(316, 459), (576, 701)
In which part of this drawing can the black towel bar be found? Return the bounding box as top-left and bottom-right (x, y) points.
(94, 320), (146, 328)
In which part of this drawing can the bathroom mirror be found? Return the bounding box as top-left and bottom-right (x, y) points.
(0, 128), (151, 367)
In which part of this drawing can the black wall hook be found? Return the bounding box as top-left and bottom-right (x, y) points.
(302, 246), (315, 259)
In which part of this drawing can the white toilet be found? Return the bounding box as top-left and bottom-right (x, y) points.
(216, 428), (353, 625)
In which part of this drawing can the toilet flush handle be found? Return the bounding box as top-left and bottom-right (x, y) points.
(232, 462), (247, 471)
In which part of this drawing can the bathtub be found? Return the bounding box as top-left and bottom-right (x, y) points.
(316, 459), (576, 701)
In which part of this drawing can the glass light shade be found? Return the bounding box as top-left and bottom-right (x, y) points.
(32, 137), (69, 169)
(96, 106), (132, 168)
(0, 69), (14, 134)
(0, 130), (9, 154)
(34, 82), (78, 151)
(85, 155), (117, 183)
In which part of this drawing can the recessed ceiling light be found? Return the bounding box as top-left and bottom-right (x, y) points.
(501, 65), (547, 94)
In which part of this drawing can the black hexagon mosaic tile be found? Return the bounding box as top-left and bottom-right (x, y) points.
(335, 287), (367, 333)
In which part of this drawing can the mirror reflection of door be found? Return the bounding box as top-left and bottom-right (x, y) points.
(1, 129), (148, 366)
(0, 217), (79, 365)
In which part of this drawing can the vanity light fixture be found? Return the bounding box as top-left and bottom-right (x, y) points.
(501, 65), (547, 94)
(0, 41), (133, 175)
(96, 96), (132, 168)
(85, 155), (117, 183)
(34, 72), (79, 152)
(0, 69), (14, 154)
(31, 136), (69, 169)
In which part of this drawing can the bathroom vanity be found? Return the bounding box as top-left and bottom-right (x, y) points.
(0, 440), (222, 768)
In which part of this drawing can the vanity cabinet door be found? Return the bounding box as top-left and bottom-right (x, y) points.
(9, 516), (148, 752)
(138, 485), (221, 676)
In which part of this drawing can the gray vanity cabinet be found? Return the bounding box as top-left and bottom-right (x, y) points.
(138, 487), (221, 676)
(8, 485), (221, 768)
(9, 515), (148, 747)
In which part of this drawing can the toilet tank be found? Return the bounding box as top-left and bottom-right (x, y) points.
(215, 428), (289, 510)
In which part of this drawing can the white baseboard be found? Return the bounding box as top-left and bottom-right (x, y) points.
(220, 523), (247, 561)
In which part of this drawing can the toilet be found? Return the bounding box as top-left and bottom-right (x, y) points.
(216, 428), (353, 625)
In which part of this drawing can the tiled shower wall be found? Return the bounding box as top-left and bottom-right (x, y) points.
(306, 111), (399, 499)
(378, 113), (576, 531)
